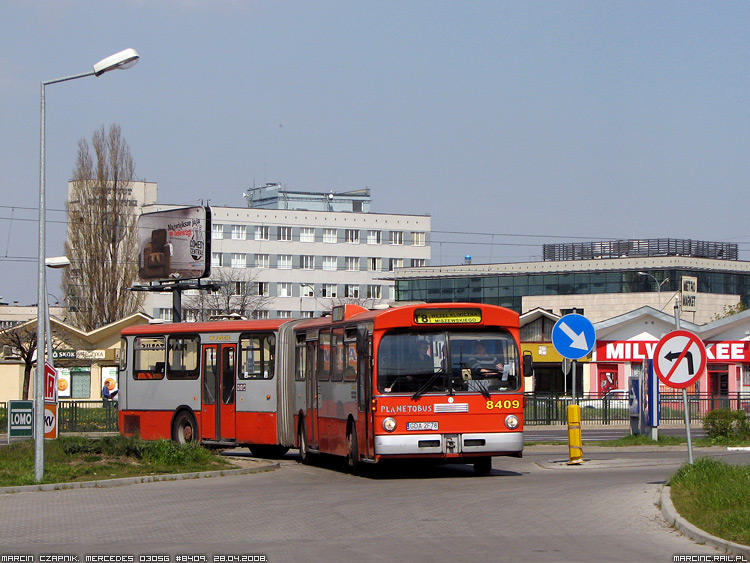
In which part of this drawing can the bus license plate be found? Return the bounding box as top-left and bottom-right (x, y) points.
(407, 422), (438, 431)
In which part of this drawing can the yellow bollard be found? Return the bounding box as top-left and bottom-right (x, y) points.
(567, 404), (584, 465)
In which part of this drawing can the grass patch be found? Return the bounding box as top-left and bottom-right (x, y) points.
(0, 435), (231, 487)
(669, 457), (750, 546)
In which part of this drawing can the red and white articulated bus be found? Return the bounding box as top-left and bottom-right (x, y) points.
(119, 302), (527, 474)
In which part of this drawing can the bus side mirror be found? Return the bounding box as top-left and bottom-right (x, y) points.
(522, 353), (533, 377)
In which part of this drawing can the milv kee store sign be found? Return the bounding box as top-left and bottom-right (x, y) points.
(597, 340), (750, 363)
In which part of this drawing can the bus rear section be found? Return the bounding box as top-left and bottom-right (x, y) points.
(370, 305), (525, 474)
(118, 320), (293, 457)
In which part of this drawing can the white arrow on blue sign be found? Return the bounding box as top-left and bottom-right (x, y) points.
(552, 314), (596, 360)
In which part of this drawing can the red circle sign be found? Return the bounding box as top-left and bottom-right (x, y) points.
(653, 330), (706, 389)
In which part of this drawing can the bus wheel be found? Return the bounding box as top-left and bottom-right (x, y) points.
(347, 425), (360, 474)
(172, 411), (197, 445)
(473, 456), (493, 476)
(298, 424), (313, 465)
(248, 445), (290, 459)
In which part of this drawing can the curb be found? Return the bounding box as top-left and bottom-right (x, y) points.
(660, 485), (750, 557)
(0, 457), (279, 494)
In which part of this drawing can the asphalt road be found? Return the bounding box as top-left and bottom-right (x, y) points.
(1, 445), (747, 562)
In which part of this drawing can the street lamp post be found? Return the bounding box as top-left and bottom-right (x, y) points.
(35, 49), (139, 483)
(638, 271), (669, 310)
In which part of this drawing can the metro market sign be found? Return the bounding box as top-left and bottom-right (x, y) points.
(597, 340), (750, 363)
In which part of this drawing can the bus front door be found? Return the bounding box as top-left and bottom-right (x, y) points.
(201, 344), (237, 441)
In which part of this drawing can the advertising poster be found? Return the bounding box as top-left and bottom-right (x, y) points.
(57, 368), (71, 398)
(138, 206), (210, 281)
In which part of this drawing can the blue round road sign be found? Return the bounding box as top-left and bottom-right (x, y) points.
(552, 314), (596, 360)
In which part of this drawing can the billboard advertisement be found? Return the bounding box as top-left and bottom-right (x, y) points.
(138, 206), (210, 281)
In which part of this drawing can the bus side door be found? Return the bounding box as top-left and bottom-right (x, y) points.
(201, 344), (236, 441)
(305, 339), (319, 449)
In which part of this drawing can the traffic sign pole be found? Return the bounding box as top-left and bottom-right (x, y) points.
(674, 297), (694, 464)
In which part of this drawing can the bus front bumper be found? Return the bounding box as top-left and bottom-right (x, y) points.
(374, 431), (523, 457)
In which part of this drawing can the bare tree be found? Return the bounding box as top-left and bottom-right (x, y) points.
(184, 268), (271, 321)
(0, 323), (38, 400)
(62, 124), (144, 331)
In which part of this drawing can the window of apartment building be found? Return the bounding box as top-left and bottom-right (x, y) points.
(277, 226), (292, 241)
(277, 254), (293, 269)
(388, 286), (395, 300)
(345, 284), (360, 298)
(345, 257), (359, 271)
(412, 231), (426, 246)
(278, 310), (293, 319)
(278, 282), (292, 297)
(233, 281), (248, 295)
(300, 227), (315, 243)
(367, 230), (381, 245)
(321, 284), (338, 298)
(411, 258), (426, 267)
(323, 228), (337, 243)
(158, 308), (173, 321)
(255, 225), (269, 241)
(389, 258), (404, 271)
(300, 311), (314, 318)
(389, 231), (403, 245)
(231, 225), (246, 240)
(231, 253), (247, 268)
(345, 229), (360, 244)
(323, 256), (338, 271)
(255, 254), (270, 269)
(368, 257), (382, 272)
(301, 255), (315, 270)
(257, 282), (269, 296)
(252, 310), (270, 320)
(366, 285), (382, 299)
(301, 283), (315, 297)
(211, 252), (223, 267)
(212, 224), (224, 240)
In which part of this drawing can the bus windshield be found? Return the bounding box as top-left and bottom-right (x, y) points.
(377, 330), (521, 394)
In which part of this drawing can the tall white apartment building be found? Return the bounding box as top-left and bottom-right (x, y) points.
(140, 184), (431, 320)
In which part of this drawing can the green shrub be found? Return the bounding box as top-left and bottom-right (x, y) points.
(703, 408), (750, 443)
(141, 439), (214, 466)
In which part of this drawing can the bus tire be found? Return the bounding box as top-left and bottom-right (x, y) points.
(172, 410), (197, 445)
(298, 423), (313, 465)
(347, 424), (360, 475)
(474, 456), (493, 476)
(248, 445), (290, 459)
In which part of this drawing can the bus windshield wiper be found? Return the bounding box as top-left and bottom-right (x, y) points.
(411, 372), (442, 400)
(460, 361), (491, 399)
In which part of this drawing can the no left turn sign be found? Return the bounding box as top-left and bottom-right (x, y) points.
(653, 330), (707, 389)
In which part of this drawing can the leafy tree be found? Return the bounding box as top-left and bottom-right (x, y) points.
(710, 302), (748, 322)
(0, 323), (38, 400)
(62, 125), (144, 331)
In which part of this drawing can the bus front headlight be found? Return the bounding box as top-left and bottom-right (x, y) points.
(383, 417), (397, 432)
(505, 415), (519, 430)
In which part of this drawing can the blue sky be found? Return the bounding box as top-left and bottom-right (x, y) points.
(2, 1), (750, 304)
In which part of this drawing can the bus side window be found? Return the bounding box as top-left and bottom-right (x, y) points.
(166, 335), (200, 379)
(239, 333), (275, 379)
(133, 336), (165, 380)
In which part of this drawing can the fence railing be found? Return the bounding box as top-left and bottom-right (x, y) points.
(0, 400), (118, 435)
(524, 392), (750, 425)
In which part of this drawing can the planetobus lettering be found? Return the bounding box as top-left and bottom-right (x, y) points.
(380, 404), (434, 414)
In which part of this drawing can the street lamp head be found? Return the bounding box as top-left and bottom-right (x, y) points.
(45, 256), (71, 269)
(638, 271), (647, 276)
(93, 48), (139, 76)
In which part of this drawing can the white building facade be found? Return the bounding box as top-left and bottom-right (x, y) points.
(139, 185), (431, 320)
